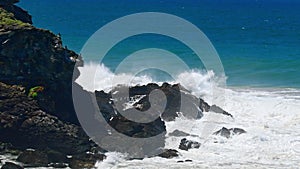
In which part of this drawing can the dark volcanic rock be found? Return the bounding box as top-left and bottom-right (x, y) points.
(1, 162), (23, 169)
(168, 130), (190, 137)
(209, 105), (233, 118)
(214, 127), (246, 138)
(94, 87), (167, 157)
(0, 82), (91, 155)
(157, 149), (179, 159)
(69, 153), (106, 169)
(0, 6), (82, 124)
(179, 138), (201, 151)
(103, 83), (204, 122)
(46, 150), (68, 163)
(16, 149), (48, 167)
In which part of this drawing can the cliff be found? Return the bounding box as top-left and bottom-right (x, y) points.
(0, 1), (82, 124)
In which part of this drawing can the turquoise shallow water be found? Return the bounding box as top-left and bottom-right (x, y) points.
(19, 0), (300, 88)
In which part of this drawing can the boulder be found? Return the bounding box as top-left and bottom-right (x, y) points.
(213, 127), (246, 138)
(209, 105), (233, 118)
(169, 130), (190, 137)
(179, 138), (201, 151)
(157, 149), (179, 159)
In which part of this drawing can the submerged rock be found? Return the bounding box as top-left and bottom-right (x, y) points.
(214, 127), (246, 138)
(168, 130), (190, 137)
(168, 129), (198, 137)
(157, 149), (179, 159)
(179, 138), (201, 151)
(209, 105), (233, 118)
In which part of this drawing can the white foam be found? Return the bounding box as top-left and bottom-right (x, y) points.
(76, 62), (153, 92)
(76, 62), (219, 97)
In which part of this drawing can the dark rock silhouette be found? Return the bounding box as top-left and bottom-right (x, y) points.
(179, 138), (201, 151)
(214, 127), (246, 138)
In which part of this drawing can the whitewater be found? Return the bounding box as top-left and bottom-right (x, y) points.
(75, 63), (300, 169)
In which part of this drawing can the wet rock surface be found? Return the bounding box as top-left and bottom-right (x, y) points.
(179, 138), (201, 151)
(157, 149), (179, 159)
(214, 127), (246, 138)
(69, 153), (105, 169)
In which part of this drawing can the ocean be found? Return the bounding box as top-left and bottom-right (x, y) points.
(16, 0), (300, 168)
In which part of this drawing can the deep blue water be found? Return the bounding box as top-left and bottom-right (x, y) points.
(19, 0), (300, 88)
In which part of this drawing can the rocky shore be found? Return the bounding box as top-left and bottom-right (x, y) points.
(0, 1), (243, 168)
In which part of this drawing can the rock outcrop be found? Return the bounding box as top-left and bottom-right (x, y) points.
(0, 4), (82, 124)
(0, 82), (103, 167)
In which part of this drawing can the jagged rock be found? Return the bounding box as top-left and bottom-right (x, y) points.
(16, 149), (48, 167)
(214, 127), (246, 138)
(199, 98), (210, 112)
(209, 105), (233, 118)
(168, 130), (190, 137)
(102, 83), (204, 122)
(1, 162), (23, 169)
(0, 6), (82, 124)
(69, 153), (106, 169)
(0, 82), (92, 156)
(157, 149), (179, 158)
(179, 138), (201, 151)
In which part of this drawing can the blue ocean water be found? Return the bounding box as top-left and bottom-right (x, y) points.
(19, 0), (300, 88)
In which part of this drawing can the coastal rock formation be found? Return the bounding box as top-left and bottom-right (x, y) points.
(0, 82), (103, 167)
(0, 4), (82, 124)
(0, 1), (238, 167)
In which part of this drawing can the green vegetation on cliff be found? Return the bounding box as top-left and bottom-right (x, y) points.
(0, 7), (30, 28)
